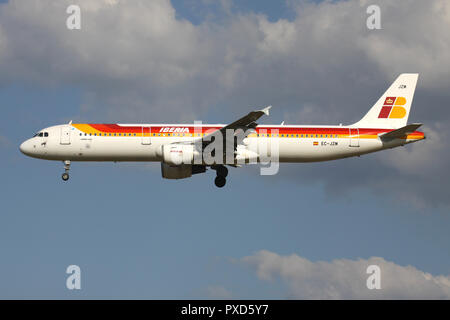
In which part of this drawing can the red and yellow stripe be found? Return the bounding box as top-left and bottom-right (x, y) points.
(71, 124), (425, 140)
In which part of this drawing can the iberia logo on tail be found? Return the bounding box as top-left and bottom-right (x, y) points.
(378, 97), (407, 119)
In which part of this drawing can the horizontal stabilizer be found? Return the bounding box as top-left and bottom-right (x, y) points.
(379, 123), (422, 140)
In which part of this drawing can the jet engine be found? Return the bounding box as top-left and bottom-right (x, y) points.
(161, 163), (206, 179)
(159, 144), (200, 166)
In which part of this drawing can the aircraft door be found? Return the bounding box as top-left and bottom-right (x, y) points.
(142, 126), (151, 145)
(60, 126), (71, 145)
(349, 128), (360, 147)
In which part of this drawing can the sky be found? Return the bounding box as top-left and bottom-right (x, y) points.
(0, 0), (449, 299)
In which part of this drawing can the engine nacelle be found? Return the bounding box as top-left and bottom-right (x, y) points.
(160, 144), (199, 166)
(161, 163), (206, 179)
(235, 145), (259, 163)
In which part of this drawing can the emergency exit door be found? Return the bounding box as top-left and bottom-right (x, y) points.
(141, 127), (151, 145)
(349, 128), (359, 147)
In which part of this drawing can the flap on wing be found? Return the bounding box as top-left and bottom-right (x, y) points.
(379, 123), (422, 140)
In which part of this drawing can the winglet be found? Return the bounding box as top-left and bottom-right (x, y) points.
(260, 105), (272, 116)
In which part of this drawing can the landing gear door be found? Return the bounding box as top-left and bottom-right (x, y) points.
(349, 128), (360, 147)
(60, 126), (71, 145)
(142, 126), (151, 145)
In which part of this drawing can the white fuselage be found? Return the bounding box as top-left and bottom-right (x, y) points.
(19, 123), (424, 164)
(18, 74), (425, 187)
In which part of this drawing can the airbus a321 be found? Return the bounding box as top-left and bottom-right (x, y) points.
(20, 74), (425, 187)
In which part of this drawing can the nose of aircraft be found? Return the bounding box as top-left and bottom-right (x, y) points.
(19, 140), (33, 156)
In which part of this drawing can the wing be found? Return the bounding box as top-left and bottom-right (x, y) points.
(173, 106), (272, 164)
(202, 105), (272, 142)
(198, 106), (272, 156)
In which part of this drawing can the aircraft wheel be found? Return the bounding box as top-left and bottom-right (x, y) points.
(62, 173), (70, 181)
(216, 165), (228, 178)
(214, 176), (226, 188)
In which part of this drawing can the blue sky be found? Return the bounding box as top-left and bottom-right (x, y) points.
(171, 0), (298, 24)
(0, 0), (449, 299)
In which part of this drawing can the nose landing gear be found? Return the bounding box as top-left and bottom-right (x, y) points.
(212, 165), (228, 188)
(62, 160), (70, 181)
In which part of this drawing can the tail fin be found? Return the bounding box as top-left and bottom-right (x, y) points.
(353, 73), (419, 129)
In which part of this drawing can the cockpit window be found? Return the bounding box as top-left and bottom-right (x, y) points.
(34, 132), (49, 137)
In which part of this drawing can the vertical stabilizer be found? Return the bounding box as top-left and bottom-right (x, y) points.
(353, 74), (419, 129)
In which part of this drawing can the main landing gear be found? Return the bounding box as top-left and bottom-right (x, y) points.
(212, 165), (228, 188)
(62, 160), (70, 181)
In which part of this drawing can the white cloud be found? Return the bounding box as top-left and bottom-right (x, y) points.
(2, 0), (449, 119)
(241, 250), (450, 299)
(378, 126), (443, 178)
(361, 0), (450, 90)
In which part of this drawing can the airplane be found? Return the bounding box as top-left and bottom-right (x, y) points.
(20, 73), (425, 188)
